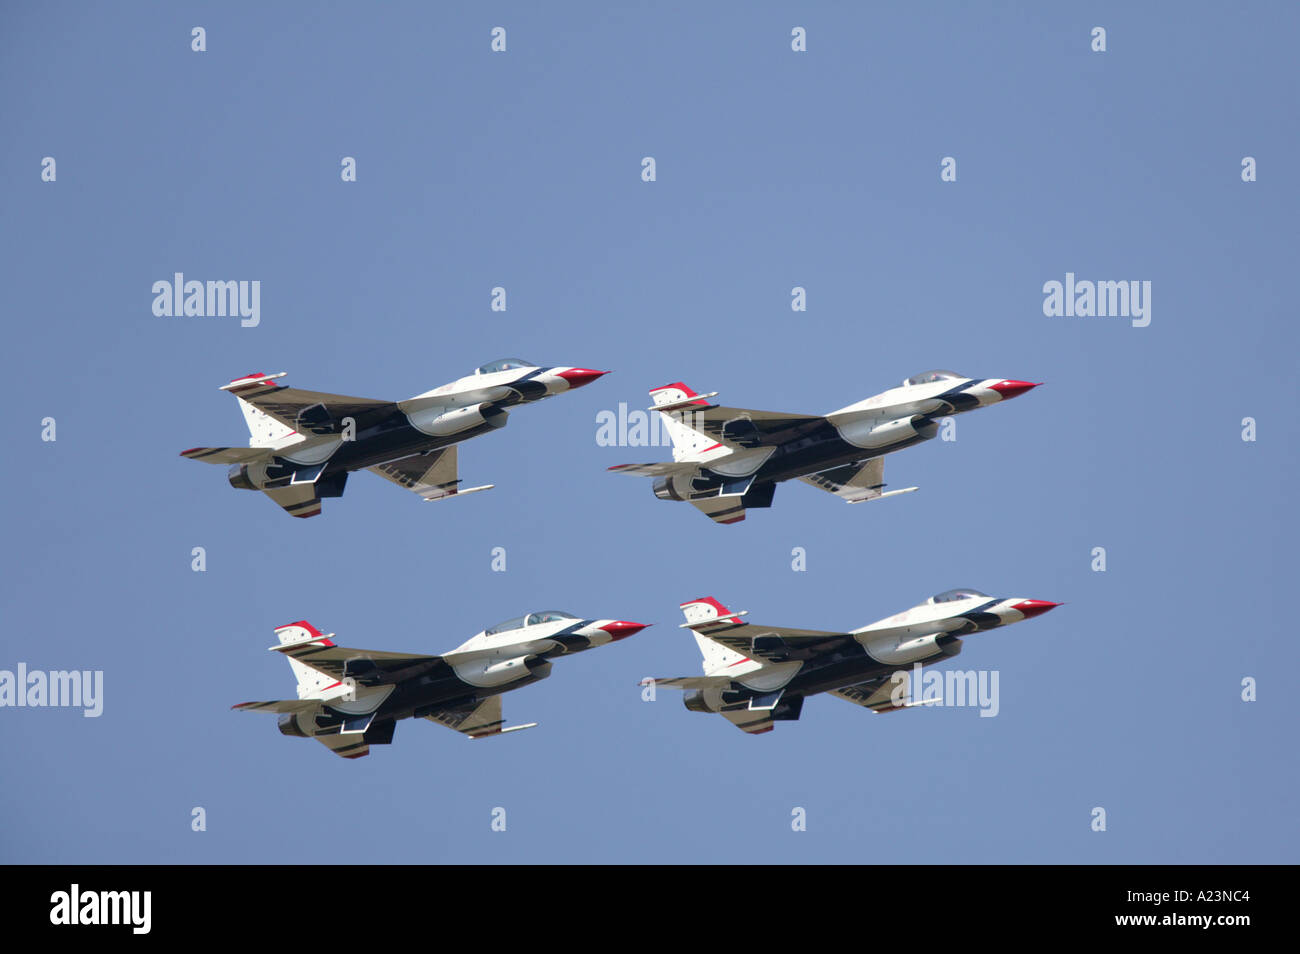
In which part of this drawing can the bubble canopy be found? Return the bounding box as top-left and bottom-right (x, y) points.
(903, 370), (964, 387)
(928, 588), (989, 605)
(476, 358), (534, 375)
(484, 611), (578, 636)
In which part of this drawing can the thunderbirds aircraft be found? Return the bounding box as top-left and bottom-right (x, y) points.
(182, 360), (606, 518)
(644, 591), (1059, 734)
(609, 371), (1039, 524)
(234, 612), (648, 758)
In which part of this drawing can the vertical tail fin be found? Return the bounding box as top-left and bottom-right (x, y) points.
(680, 597), (750, 675)
(238, 398), (297, 447)
(650, 383), (717, 462)
(221, 372), (296, 448)
(274, 621), (338, 698)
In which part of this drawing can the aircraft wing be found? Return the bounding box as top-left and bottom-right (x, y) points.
(423, 695), (537, 739)
(799, 458), (918, 504)
(829, 670), (924, 713)
(691, 621), (854, 663)
(367, 446), (493, 501)
(272, 641), (441, 687)
(685, 405), (825, 450)
(224, 373), (396, 435)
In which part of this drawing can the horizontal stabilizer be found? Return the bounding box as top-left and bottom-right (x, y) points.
(690, 496), (747, 525)
(264, 483), (324, 519)
(315, 733), (372, 759)
(722, 708), (778, 735)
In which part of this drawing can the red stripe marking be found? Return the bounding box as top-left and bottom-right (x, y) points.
(682, 597), (734, 616)
(649, 382), (709, 405)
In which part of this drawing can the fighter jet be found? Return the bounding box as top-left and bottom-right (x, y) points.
(644, 591), (1059, 734)
(609, 371), (1039, 524)
(182, 359), (606, 518)
(234, 612), (648, 758)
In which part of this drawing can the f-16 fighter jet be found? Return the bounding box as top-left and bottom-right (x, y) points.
(609, 371), (1038, 524)
(235, 612), (648, 758)
(644, 591), (1058, 734)
(182, 359), (606, 518)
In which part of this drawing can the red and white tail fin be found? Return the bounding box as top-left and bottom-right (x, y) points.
(221, 372), (296, 448)
(680, 597), (749, 675)
(274, 621), (338, 698)
(650, 383), (717, 462)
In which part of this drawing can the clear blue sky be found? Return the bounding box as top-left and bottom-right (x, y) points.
(2, 2), (1296, 863)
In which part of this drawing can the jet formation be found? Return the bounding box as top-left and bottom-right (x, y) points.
(207, 362), (1062, 752)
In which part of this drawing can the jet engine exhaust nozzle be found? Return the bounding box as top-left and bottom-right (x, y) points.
(228, 464), (256, 491)
(683, 690), (712, 713)
(653, 476), (686, 501)
(277, 714), (308, 737)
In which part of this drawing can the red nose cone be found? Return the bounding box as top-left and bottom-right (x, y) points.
(557, 368), (608, 389)
(989, 380), (1040, 400)
(1012, 600), (1060, 619)
(600, 620), (649, 641)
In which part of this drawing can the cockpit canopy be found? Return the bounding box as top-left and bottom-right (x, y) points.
(484, 610), (578, 636)
(476, 358), (535, 376)
(903, 369), (964, 387)
(928, 588), (989, 605)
